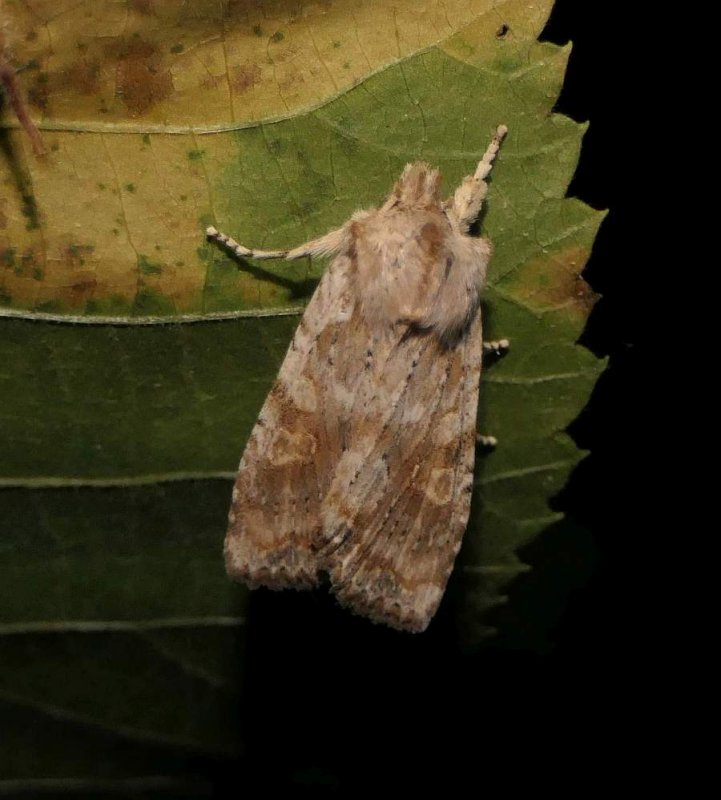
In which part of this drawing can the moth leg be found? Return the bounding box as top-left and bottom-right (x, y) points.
(483, 338), (510, 357)
(476, 340), (507, 452)
(206, 225), (349, 261)
(449, 124), (507, 232)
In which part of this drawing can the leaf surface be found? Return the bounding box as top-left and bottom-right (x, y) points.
(0, 0), (604, 784)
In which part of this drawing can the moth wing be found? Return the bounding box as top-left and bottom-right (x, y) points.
(225, 253), (368, 589)
(318, 311), (484, 632)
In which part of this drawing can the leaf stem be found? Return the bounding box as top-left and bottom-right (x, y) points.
(0, 33), (47, 156)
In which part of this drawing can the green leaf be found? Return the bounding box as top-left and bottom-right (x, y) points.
(0, 0), (604, 785)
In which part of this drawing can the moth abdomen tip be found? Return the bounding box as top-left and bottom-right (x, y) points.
(206, 225), (218, 238)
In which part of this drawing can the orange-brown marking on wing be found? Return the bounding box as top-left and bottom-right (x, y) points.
(319, 310), (483, 631)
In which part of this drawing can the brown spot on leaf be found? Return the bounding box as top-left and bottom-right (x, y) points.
(0, 247), (16, 267)
(27, 73), (49, 112)
(226, 0), (265, 17)
(17, 55), (97, 128)
(270, 43), (299, 65)
(201, 73), (225, 90)
(63, 243), (95, 269)
(64, 60), (101, 95)
(18, 247), (40, 274)
(68, 276), (97, 303)
(113, 38), (173, 116)
(130, 0), (153, 13)
(505, 246), (599, 321)
(278, 71), (305, 92)
(232, 62), (261, 92)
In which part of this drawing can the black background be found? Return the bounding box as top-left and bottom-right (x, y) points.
(216, 0), (649, 792)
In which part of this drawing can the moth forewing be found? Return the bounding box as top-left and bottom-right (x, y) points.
(223, 255), (358, 590)
(318, 311), (484, 632)
(210, 125), (507, 632)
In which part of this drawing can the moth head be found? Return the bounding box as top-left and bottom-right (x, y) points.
(389, 162), (442, 209)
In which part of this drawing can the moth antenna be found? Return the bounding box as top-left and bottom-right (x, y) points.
(449, 124), (508, 231)
(206, 226), (294, 260)
(206, 224), (350, 262)
(473, 124), (508, 182)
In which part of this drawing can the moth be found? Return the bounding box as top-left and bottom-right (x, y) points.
(207, 125), (507, 632)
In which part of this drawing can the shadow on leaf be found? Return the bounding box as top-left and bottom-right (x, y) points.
(0, 123), (41, 231)
(481, 515), (597, 653)
(232, 258), (320, 302)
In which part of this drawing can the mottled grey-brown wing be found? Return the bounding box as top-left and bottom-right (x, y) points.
(225, 253), (370, 589)
(318, 311), (483, 631)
